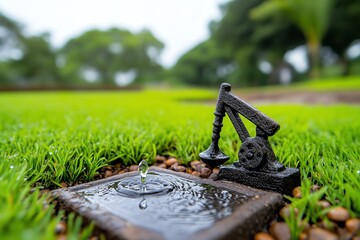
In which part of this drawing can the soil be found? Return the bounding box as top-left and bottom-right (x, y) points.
(237, 90), (360, 105)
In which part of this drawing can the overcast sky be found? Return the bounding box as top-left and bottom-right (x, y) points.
(0, 0), (228, 67)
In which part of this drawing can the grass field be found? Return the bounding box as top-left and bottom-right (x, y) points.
(1, 85), (360, 238)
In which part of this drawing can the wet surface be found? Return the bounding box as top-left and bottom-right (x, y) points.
(77, 172), (250, 240)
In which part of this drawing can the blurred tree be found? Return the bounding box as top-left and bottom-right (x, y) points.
(211, 0), (304, 85)
(173, 0), (303, 86)
(0, 12), (59, 86)
(0, 12), (24, 84)
(323, 0), (360, 75)
(171, 39), (235, 86)
(60, 28), (164, 85)
(12, 34), (60, 85)
(251, 0), (334, 79)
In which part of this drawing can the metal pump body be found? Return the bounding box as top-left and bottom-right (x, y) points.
(200, 83), (284, 172)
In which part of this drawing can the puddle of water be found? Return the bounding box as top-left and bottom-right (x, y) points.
(78, 172), (250, 240)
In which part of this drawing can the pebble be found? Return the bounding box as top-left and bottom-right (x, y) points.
(317, 219), (336, 230)
(190, 160), (203, 171)
(317, 200), (331, 209)
(254, 232), (275, 240)
(327, 207), (350, 222)
(212, 168), (219, 174)
(55, 221), (66, 234)
(103, 166), (112, 171)
(353, 236), (360, 240)
(308, 227), (338, 240)
(299, 232), (307, 240)
(200, 167), (212, 178)
(186, 168), (193, 174)
(129, 165), (138, 172)
(176, 166), (186, 172)
(269, 222), (291, 240)
(155, 155), (166, 163)
(279, 205), (299, 219)
(57, 234), (67, 240)
(192, 171), (200, 177)
(345, 218), (360, 234)
(209, 172), (218, 180)
(104, 170), (112, 178)
(165, 158), (178, 167)
(292, 186), (302, 198)
(158, 163), (167, 169)
(170, 163), (179, 171)
(60, 182), (68, 188)
(311, 184), (321, 192)
(117, 169), (127, 174)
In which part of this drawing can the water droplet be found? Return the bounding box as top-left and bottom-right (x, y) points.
(138, 160), (149, 184)
(10, 165), (14, 169)
(139, 198), (147, 210)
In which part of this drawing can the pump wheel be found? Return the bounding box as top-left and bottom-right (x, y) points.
(238, 138), (264, 170)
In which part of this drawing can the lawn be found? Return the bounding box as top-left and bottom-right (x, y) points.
(0, 85), (359, 238)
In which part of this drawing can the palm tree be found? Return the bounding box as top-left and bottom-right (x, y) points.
(251, 0), (333, 79)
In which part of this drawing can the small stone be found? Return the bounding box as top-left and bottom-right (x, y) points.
(308, 227), (338, 240)
(55, 221), (66, 234)
(104, 170), (112, 178)
(103, 165), (112, 171)
(129, 165), (138, 172)
(155, 155), (166, 163)
(56, 234), (67, 240)
(311, 184), (321, 192)
(301, 221), (310, 233)
(337, 227), (353, 240)
(317, 219), (336, 230)
(327, 207), (350, 222)
(200, 167), (212, 178)
(317, 200), (331, 209)
(279, 205), (299, 220)
(186, 168), (193, 174)
(170, 163), (179, 171)
(193, 163), (205, 172)
(293, 186), (302, 198)
(117, 169), (127, 174)
(60, 182), (67, 188)
(209, 172), (218, 180)
(165, 158), (178, 167)
(299, 232), (307, 240)
(115, 163), (122, 168)
(192, 171), (200, 177)
(345, 218), (360, 234)
(212, 168), (219, 174)
(254, 232), (275, 240)
(40, 189), (51, 195)
(190, 160), (202, 170)
(158, 163), (167, 169)
(176, 166), (186, 172)
(353, 236), (360, 240)
(269, 222), (291, 240)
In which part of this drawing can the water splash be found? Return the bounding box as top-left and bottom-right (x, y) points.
(139, 198), (148, 210)
(138, 160), (149, 184)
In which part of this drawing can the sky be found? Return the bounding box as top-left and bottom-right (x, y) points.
(0, 0), (228, 67)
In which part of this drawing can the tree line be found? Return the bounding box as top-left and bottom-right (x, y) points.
(1, 0), (360, 88)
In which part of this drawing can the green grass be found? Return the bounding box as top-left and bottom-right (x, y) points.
(1, 87), (359, 238)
